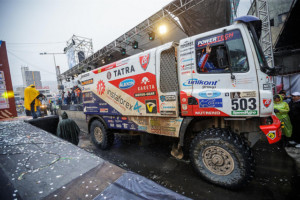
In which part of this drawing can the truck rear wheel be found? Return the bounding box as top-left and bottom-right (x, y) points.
(190, 128), (254, 189)
(90, 120), (114, 150)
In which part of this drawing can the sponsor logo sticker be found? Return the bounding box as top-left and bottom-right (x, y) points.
(263, 99), (272, 108)
(199, 98), (223, 108)
(230, 91), (256, 99)
(81, 78), (93, 86)
(97, 80), (105, 95)
(160, 95), (176, 102)
(267, 131), (276, 140)
(231, 110), (258, 115)
(119, 79), (135, 90)
(146, 100), (157, 113)
(199, 90), (221, 98)
(139, 54), (150, 71)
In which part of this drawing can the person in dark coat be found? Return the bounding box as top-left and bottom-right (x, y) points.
(57, 111), (80, 145)
(289, 92), (300, 144)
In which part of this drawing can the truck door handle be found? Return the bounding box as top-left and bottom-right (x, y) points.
(188, 97), (198, 105)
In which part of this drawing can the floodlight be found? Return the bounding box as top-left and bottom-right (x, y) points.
(158, 25), (167, 34)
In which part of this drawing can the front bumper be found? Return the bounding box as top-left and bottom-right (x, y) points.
(259, 115), (282, 144)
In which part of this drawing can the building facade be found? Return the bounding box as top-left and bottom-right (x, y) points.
(21, 66), (42, 88)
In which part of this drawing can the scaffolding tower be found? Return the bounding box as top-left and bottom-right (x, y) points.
(248, 0), (274, 68)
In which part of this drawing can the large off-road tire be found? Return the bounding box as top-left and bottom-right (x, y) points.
(90, 120), (114, 150)
(190, 128), (254, 189)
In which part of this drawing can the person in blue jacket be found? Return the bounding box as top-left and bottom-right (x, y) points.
(198, 45), (223, 72)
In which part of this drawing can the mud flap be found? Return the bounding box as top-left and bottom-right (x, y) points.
(171, 143), (184, 159)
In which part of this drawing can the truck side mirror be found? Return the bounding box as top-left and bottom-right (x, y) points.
(216, 46), (229, 69)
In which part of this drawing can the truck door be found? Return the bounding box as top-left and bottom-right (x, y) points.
(188, 29), (259, 117)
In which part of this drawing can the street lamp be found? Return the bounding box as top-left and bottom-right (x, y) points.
(40, 52), (65, 93)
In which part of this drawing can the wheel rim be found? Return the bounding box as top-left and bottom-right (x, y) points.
(94, 127), (103, 143)
(202, 146), (234, 176)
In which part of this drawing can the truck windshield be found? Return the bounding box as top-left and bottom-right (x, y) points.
(195, 29), (249, 73)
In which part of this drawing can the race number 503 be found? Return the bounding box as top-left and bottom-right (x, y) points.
(231, 98), (256, 110)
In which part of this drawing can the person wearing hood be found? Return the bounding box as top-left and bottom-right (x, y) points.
(57, 111), (80, 145)
(288, 92), (300, 144)
(24, 84), (40, 119)
(273, 94), (292, 140)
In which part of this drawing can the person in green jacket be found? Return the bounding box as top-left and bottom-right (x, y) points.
(274, 94), (293, 138)
(57, 111), (80, 145)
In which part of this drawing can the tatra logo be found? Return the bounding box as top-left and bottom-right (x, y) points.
(146, 100), (157, 113)
(97, 80), (105, 95)
(139, 54), (150, 71)
(113, 65), (135, 77)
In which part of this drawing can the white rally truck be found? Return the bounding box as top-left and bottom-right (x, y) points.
(80, 16), (281, 189)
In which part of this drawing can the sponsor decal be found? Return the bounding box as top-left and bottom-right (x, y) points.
(195, 111), (221, 115)
(100, 108), (108, 113)
(116, 59), (129, 67)
(180, 63), (193, 71)
(134, 101), (142, 113)
(81, 78), (93, 85)
(119, 79), (135, 90)
(141, 77), (150, 85)
(146, 100), (157, 113)
(138, 84), (155, 91)
(182, 104), (187, 110)
(267, 131), (276, 140)
(160, 104), (176, 109)
(180, 58), (194, 64)
(199, 90), (221, 98)
(180, 41), (193, 48)
(182, 98), (187, 103)
(113, 65), (135, 77)
(81, 73), (90, 78)
(161, 111), (176, 115)
(196, 30), (238, 48)
(183, 79), (218, 88)
(122, 123), (128, 129)
(107, 89), (133, 110)
(230, 91), (256, 99)
(225, 93), (229, 97)
(263, 99), (272, 108)
(231, 110), (258, 115)
(97, 80), (105, 95)
(263, 84), (271, 90)
(138, 126), (147, 131)
(150, 119), (160, 126)
(99, 103), (108, 106)
(199, 98), (223, 108)
(180, 51), (194, 57)
(231, 79), (237, 87)
(107, 72), (112, 80)
(181, 71), (191, 75)
(160, 95), (176, 102)
(139, 54), (150, 71)
(134, 92), (156, 97)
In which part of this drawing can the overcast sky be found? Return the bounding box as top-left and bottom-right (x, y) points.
(0, 0), (250, 87)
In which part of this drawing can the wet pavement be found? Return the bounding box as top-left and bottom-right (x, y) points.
(0, 117), (190, 200)
(74, 117), (300, 200)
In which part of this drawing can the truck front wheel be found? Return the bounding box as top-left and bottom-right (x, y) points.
(90, 120), (114, 150)
(190, 128), (254, 189)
